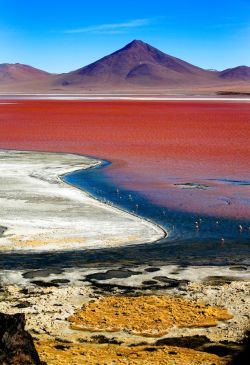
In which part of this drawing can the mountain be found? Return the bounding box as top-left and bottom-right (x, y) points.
(0, 41), (249, 92)
(0, 63), (51, 84)
(219, 66), (250, 81)
(54, 40), (218, 88)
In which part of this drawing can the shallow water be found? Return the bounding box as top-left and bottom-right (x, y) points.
(0, 100), (249, 270)
(1, 160), (248, 271)
(1, 100), (250, 220)
(63, 161), (250, 263)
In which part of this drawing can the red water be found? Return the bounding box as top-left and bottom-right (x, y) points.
(0, 100), (249, 219)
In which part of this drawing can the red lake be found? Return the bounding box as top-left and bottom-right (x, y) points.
(0, 100), (250, 219)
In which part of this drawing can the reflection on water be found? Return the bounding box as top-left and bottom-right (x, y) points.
(0, 161), (249, 270)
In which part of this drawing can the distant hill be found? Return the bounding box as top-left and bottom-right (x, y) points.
(0, 40), (249, 93)
(0, 63), (51, 84)
(219, 66), (250, 81)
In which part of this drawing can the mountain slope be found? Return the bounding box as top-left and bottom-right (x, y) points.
(0, 41), (249, 92)
(0, 63), (52, 84)
(219, 66), (250, 81)
(54, 40), (217, 88)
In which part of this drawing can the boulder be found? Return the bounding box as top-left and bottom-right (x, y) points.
(0, 312), (45, 365)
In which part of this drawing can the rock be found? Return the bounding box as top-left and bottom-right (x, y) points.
(0, 312), (45, 365)
(229, 331), (250, 365)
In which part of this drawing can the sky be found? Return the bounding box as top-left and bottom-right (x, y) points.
(0, 0), (249, 73)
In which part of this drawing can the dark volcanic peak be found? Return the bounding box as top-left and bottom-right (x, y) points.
(0, 63), (51, 84)
(219, 65), (250, 81)
(122, 39), (147, 49)
(111, 39), (204, 74)
(56, 39), (213, 88)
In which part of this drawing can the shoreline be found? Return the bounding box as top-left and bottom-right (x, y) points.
(61, 159), (168, 245)
(0, 151), (249, 364)
(0, 149), (165, 252)
(1, 100), (249, 221)
(1, 95), (250, 101)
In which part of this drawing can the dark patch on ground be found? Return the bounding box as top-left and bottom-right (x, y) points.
(203, 275), (246, 285)
(91, 335), (122, 345)
(228, 331), (250, 365)
(0, 226), (7, 236)
(30, 280), (59, 288)
(23, 269), (64, 279)
(85, 269), (142, 281)
(155, 335), (246, 358)
(54, 344), (70, 351)
(15, 301), (31, 309)
(142, 280), (158, 285)
(84, 273), (188, 295)
(229, 266), (248, 271)
(55, 338), (71, 344)
(50, 279), (70, 285)
(153, 276), (182, 285)
(144, 347), (158, 352)
(144, 267), (160, 272)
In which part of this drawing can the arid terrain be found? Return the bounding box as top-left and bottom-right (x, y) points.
(1, 266), (249, 364)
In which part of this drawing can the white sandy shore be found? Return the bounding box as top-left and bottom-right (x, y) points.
(0, 150), (165, 251)
(0, 95), (250, 101)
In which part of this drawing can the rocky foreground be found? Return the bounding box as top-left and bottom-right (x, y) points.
(0, 313), (44, 365)
(0, 266), (249, 364)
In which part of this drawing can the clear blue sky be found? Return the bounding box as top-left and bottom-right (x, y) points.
(1, 0), (249, 73)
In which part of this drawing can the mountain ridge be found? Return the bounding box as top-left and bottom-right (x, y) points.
(0, 63), (52, 84)
(0, 40), (249, 92)
(54, 39), (216, 87)
(219, 65), (250, 81)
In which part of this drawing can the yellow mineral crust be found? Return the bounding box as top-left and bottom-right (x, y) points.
(36, 342), (228, 365)
(68, 295), (233, 337)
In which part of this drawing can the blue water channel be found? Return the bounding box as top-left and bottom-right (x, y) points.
(0, 160), (249, 270)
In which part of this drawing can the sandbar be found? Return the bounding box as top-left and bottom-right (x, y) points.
(0, 150), (165, 251)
